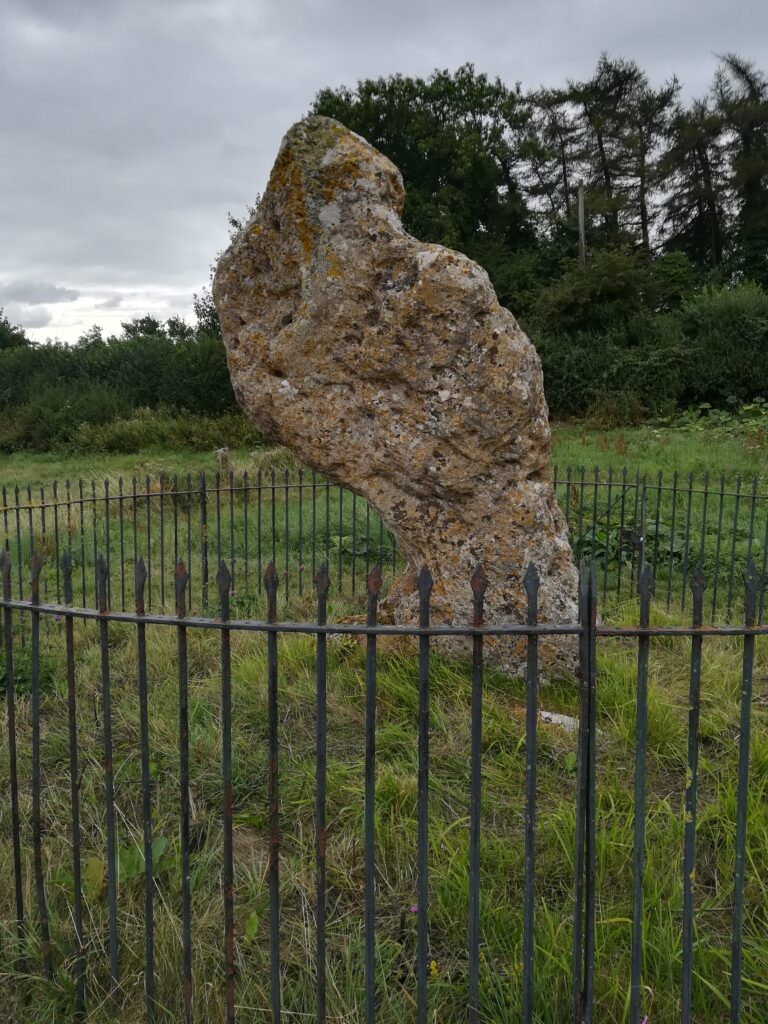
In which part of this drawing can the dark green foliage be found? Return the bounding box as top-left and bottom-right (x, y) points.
(0, 308), (29, 349)
(0, 313), (243, 452)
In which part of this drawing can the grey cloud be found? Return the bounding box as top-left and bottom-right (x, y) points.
(8, 305), (53, 329)
(2, 0), (767, 343)
(95, 295), (123, 309)
(0, 280), (79, 304)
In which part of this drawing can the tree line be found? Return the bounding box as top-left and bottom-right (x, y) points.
(1, 53), (767, 451)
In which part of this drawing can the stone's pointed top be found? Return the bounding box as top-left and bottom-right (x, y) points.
(314, 563), (331, 597)
(367, 563), (383, 597)
(61, 550), (72, 576)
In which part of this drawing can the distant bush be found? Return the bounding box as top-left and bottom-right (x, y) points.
(68, 408), (262, 454)
(678, 282), (768, 406)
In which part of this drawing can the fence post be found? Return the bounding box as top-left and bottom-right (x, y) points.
(572, 562), (598, 1024)
(468, 564), (488, 1024)
(1, 550), (25, 962)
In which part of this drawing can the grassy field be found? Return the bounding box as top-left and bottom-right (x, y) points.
(1, 420), (767, 489)
(0, 594), (767, 1022)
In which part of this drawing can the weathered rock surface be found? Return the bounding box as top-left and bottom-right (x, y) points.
(213, 115), (578, 674)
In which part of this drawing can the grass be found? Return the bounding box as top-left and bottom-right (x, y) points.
(1, 419), (767, 490)
(0, 593), (767, 1022)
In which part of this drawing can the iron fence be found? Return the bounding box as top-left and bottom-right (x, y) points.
(2, 466), (767, 622)
(0, 546), (766, 1022)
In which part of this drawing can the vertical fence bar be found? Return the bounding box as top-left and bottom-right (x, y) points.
(589, 469), (599, 569)
(666, 471), (679, 610)
(416, 567), (433, 1024)
(175, 561), (193, 1024)
(97, 556), (119, 1003)
(699, 474), (710, 568)
(284, 471), (289, 602)
(681, 565), (705, 1024)
(468, 565), (488, 1024)
(730, 560), (757, 1023)
(630, 564), (653, 1024)
(572, 565), (590, 1024)
(257, 469), (263, 595)
(577, 468), (586, 555)
(230, 469), (236, 591)
(132, 478), (138, 597)
(200, 473), (209, 611)
(564, 466), (572, 533)
(602, 468), (613, 603)
(218, 560), (235, 1024)
(523, 564), (539, 1024)
(265, 562), (282, 1021)
(364, 565), (382, 1024)
(15, 485), (24, 603)
(351, 493), (357, 596)
(745, 477), (758, 570)
(119, 479), (126, 611)
(629, 472), (641, 592)
(617, 469), (628, 599)
(159, 473), (166, 607)
(711, 475), (726, 620)
(759, 508), (768, 625)
(311, 471), (317, 583)
(79, 481), (87, 606)
(173, 474), (180, 582)
(145, 475), (152, 612)
(680, 475), (694, 610)
(53, 481), (62, 603)
(1, 552), (25, 962)
(726, 476), (742, 622)
(325, 478), (330, 572)
(30, 554), (53, 979)
(337, 488), (344, 591)
(216, 473), (223, 584)
(62, 554), (85, 1014)
(583, 565), (597, 1024)
(186, 473), (193, 607)
(244, 471), (250, 598)
(315, 565), (330, 1024)
(135, 558), (155, 1023)
(297, 470), (303, 597)
(650, 471), (662, 582)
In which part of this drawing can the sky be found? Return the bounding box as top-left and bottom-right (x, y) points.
(2, 0), (767, 344)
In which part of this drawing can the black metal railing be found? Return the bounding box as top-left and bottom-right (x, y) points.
(2, 466), (767, 623)
(1, 547), (765, 1022)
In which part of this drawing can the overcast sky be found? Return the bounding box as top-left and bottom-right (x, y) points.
(2, 0), (766, 343)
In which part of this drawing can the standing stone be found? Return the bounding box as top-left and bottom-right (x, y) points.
(213, 115), (578, 674)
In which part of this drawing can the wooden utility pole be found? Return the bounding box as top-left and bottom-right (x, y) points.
(578, 179), (586, 268)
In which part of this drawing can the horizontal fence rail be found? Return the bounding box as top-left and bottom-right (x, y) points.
(2, 466), (767, 624)
(0, 546), (765, 1022)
